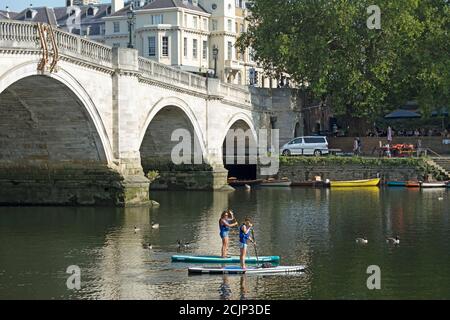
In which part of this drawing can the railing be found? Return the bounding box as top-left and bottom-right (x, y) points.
(220, 82), (251, 102)
(0, 21), (249, 104)
(138, 56), (207, 92)
(0, 20), (113, 68)
(0, 20), (37, 43)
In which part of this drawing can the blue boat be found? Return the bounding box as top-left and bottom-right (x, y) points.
(172, 255), (280, 264)
(387, 181), (407, 187)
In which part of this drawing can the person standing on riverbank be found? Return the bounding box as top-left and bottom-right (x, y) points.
(239, 218), (255, 269)
(219, 210), (238, 258)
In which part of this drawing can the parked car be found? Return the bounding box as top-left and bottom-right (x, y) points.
(281, 136), (329, 156)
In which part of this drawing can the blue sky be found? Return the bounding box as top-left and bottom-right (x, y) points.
(2, 0), (108, 12)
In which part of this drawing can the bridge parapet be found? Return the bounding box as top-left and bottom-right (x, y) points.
(1, 20), (114, 69)
(138, 56), (207, 94)
(1, 20), (256, 108)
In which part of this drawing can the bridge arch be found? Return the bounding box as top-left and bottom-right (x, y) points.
(221, 113), (259, 181)
(0, 61), (113, 163)
(139, 97), (208, 184)
(139, 96), (206, 156)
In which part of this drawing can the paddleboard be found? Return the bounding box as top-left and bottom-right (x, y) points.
(188, 265), (306, 275)
(172, 255), (280, 264)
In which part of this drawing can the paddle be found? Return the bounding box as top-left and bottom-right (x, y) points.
(250, 228), (259, 266)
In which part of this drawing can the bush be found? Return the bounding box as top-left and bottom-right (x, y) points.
(146, 170), (160, 183)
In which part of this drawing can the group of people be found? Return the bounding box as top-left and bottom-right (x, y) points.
(367, 127), (449, 138)
(219, 210), (255, 269)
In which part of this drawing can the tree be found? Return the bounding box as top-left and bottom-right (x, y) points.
(238, 0), (449, 121)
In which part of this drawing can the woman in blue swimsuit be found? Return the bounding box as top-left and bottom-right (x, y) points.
(219, 210), (238, 258)
(239, 218), (255, 269)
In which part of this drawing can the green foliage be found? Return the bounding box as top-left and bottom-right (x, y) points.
(279, 156), (425, 167)
(146, 170), (160, 183)
(238, 0), (450, 119)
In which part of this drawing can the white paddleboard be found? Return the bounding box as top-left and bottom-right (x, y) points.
(188, 265), (306, 275)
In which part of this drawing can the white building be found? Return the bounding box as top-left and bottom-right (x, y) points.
(104, 0), (275, 87)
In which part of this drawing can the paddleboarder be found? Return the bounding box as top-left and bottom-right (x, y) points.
(239, 218), (255, 269)
(219, 210), (238, 258)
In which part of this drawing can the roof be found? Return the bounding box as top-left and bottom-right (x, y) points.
(0, 10), (18, 19)
(111, 0), (208, 17)
(13, 7), (58, 25)
(385, 109), (422, 119)
(11, 4), (112, 35)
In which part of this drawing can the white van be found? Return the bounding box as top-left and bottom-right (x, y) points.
(281, 136), (329, 156)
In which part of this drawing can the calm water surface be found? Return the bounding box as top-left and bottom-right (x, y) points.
(0, 188), (449, 300)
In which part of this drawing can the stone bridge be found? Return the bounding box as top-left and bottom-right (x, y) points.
(0, 21), (303, 206)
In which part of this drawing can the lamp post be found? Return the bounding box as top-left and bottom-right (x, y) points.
(127, 4), (136, 49)
(212, 46), (219, 78)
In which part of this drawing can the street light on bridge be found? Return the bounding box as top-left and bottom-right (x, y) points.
(212, 46), (219, 78)
(127, 4), (136, 49)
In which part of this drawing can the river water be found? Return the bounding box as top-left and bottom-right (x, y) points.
(0, 187), (449, 300)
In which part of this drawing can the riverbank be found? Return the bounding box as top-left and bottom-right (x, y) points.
(268, 156), (447, 183)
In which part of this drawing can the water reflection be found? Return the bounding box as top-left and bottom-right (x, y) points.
(0, 187), (449, 299)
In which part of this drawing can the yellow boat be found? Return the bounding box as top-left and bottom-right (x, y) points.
(330, 178), (381, 188)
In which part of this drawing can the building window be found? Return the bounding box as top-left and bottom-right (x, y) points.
(203, 18), (208, 30)
(227, 19), (232, 32)
(249, 47), (255, 62)
(87, 7), (94, 16)
(193, 39), (198, 59)
(240, 24), (245, 33)
(26, 10), (33, 19)
(184, 14), (187, 27)
(113, 22), (120, 33)
(148, 36), (156, 57)
(162, 36), (169, 57)
(212, 20), (218, 31)
(227, 41), (233, 60)
(184, 37), (188, 57)
(237, 72), (242, 85)
(151, 14), (163, 25)
(202, 40), (207, 60)
(193, 16), (198, 29)
(107, 6), (112, 15)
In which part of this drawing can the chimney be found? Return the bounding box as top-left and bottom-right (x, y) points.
(112, 0), (124, 14)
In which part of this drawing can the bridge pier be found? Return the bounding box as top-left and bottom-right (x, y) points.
(114, 157), (151, 207)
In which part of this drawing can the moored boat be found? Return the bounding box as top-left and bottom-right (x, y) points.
(330, 178), (381, 188)
(406, 181), (420, 188)
(260, 178), (292, 187)
(387, 181), (407, 187)
(420, 182), (447, 188)
(228, 178), (263, 187)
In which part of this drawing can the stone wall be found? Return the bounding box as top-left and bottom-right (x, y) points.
(150, 169), (229, 191)
(275, 163), (426, 183)
(0, 162), (127, 206)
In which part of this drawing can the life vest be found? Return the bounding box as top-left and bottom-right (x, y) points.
(219, 219), (232, 233)
(239, 224), (251, 244)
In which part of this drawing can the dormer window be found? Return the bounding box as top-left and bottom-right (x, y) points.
(86, 6), (98, 17)
(107, 6), (112, 15)
(25, 9), (37, 20)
